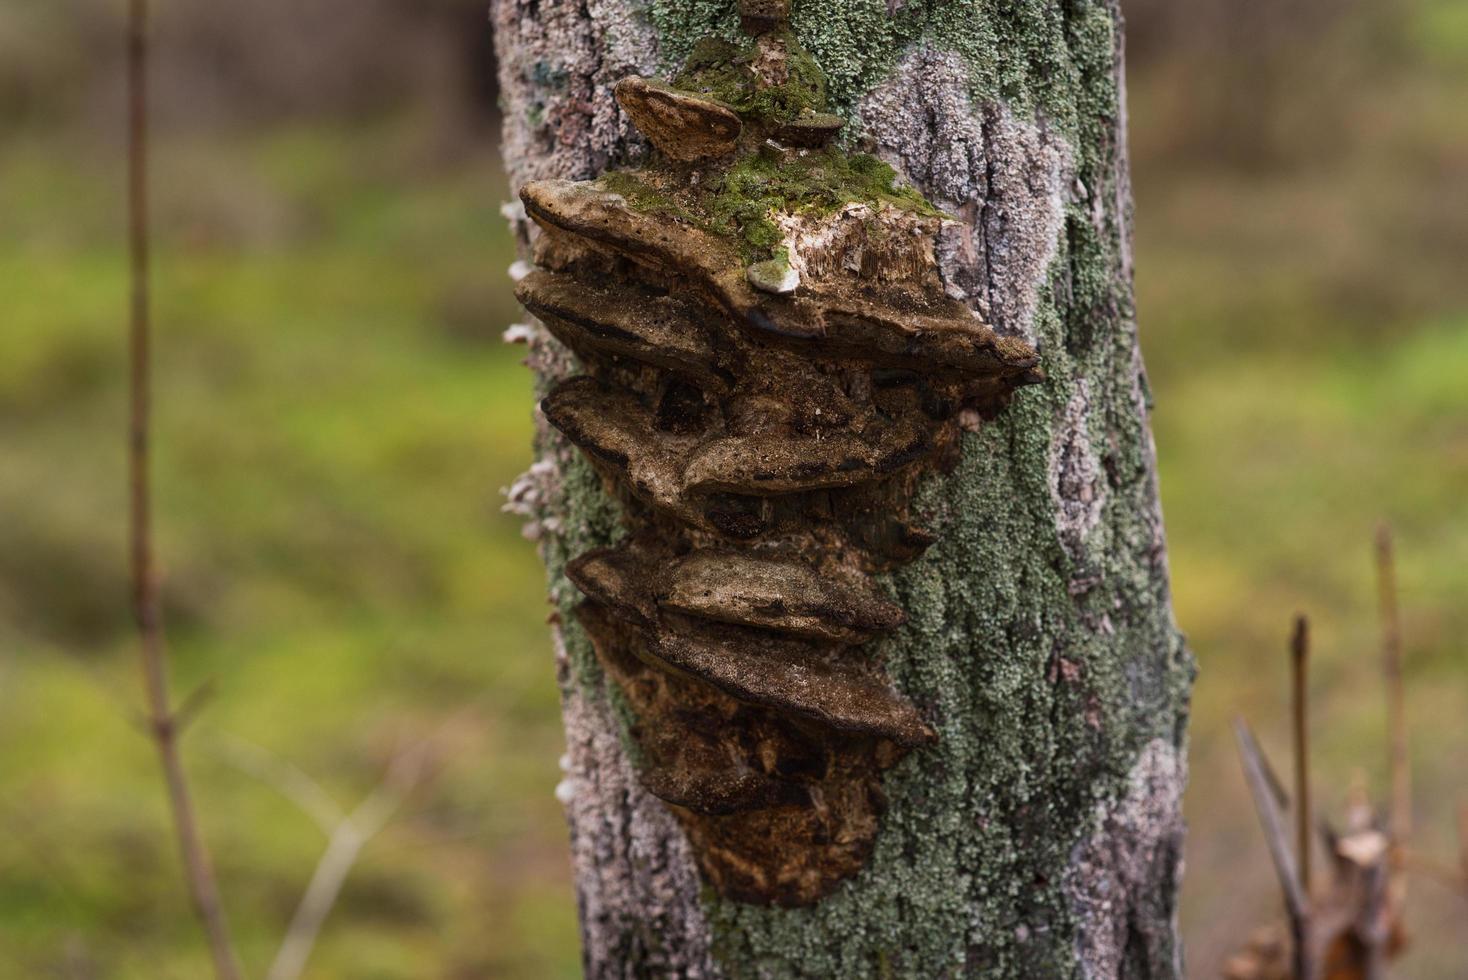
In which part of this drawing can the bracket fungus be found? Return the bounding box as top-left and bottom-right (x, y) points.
(516, 0), (1041, 906)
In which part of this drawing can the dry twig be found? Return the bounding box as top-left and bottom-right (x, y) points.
(1459, 803), (1468, 889)
(1235, 718), (1312, 978)
(221, 717), (466, 980)
(127, 2), (242, 976)
(1292, 615), (1313, 899)
(264, 744), (430, 980)
(1376, 526), (1410, 887)
(1229, 532), (1428, 978)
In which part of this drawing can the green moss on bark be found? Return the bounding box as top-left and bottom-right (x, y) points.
(598, 149), (939, 262)
(649, 0), (1084, 133)
(672, 32), (830, 123)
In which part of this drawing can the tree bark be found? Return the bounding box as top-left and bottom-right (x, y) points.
(493, 2), (1193, 977)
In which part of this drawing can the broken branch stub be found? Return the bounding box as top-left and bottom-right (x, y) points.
(516, 7), (1040, 906)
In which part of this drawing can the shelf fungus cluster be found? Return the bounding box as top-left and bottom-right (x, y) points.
(516, 0), (1041, 906)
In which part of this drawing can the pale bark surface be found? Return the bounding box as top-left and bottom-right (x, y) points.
(493, 2), (1193, 976)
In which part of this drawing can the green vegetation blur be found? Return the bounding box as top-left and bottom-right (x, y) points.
(0, 1), (1464, 977)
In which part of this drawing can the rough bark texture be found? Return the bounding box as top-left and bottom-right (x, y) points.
(493, 2), (1194, 977)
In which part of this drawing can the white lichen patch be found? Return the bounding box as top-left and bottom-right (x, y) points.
(856, 47), (1072, 343)
(1050, 380), (1106, 560)
(502, 459), (564, 542)
(502, 322), (538, 345)
(500, 199), (528, 226)
(1065, 738), (1186, 979)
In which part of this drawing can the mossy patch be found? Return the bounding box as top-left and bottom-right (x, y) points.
(672, 33), (829, 125)
(706, 148), (942, 257)
(596, 169), (703, 225)
(600, 9), (949, 264)
(598, 149), (942, 263)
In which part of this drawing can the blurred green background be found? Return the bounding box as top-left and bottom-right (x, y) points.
(0, 1), (1463, 977)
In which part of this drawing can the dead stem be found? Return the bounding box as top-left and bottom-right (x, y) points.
(264, 743), (430, 980)
(1458, 803), (1468, 892)
(128, 2), (243, 977)
(1291, 615), (1312, 901)
(1376, 526), (1410, 870)
(1235, 719), (1311, 978)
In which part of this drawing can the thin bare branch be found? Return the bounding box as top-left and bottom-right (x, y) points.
(1458, 802), (1468, 889)
(226, 701), (485, 980)
(127, 3), (241, 976)
(1256, 733), (1292, 814)
(174, 679), (220, 736)
(218, 736), (345, 836)
(265, 742), (432, 980)
(1235, 718), (1312, 979)
(1376, 525), (1410, 852)
(1291, 614), (1313, 899)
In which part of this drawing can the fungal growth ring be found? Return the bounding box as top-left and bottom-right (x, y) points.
(518, 0), (1041, 906)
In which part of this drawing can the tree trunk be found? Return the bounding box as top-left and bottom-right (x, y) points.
(493, 2), (1193, 977)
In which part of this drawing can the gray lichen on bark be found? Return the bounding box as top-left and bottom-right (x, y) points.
(1064, 738), (1187, 979)
(493, 0), (659, 190)
(857, 48), (1070, 344)
(1051, 379), (1106, 560)
(492, 0), (1193, 976)
(555, 632), (718, 977)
